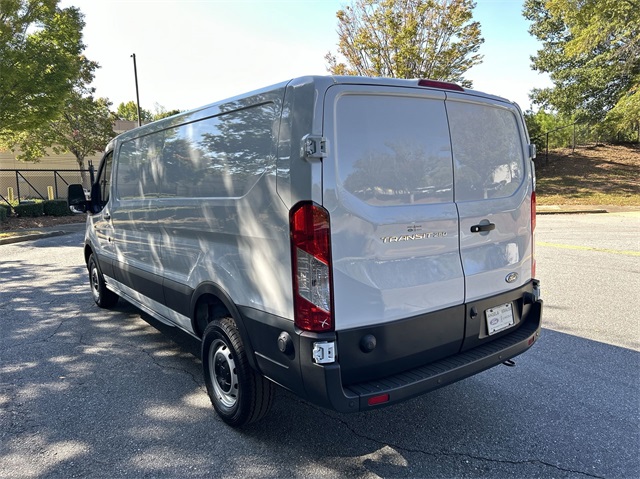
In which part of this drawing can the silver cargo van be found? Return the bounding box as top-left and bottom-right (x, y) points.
(68, 76), (543, 427)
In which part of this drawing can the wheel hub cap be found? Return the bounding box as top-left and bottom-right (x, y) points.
(208, 340), (238, 409)
(91, 267), (100, 300)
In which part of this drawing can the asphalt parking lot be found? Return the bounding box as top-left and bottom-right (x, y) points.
(1, 212), (638, 478)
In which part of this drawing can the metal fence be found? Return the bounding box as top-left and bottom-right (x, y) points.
(0, 168), (92, 207)
(533, 121), (640, 165)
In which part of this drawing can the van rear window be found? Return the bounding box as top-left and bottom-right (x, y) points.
(334, 94), (453, 206)
(447, 101), (525, 202)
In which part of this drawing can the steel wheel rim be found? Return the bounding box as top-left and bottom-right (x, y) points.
(90, 266), (100, 302)
(208, 339), (238, 409)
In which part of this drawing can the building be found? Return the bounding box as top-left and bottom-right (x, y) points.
(0, 121), (138, 201)
(0, 120), (138, 170)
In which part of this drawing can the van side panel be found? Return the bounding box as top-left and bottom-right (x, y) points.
(160, 182), (292, 318)
(108, 88), (295, 326)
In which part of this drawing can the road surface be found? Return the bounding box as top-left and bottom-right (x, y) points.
(1, 212), (638, 478)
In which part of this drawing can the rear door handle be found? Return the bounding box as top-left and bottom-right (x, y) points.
(470, 223), (495, 233)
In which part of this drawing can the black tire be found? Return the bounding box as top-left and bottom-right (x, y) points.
(202, 317), (274, 427)
(88, 254), (118, 308)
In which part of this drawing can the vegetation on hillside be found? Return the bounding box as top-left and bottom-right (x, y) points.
(535, 144), (640, 206)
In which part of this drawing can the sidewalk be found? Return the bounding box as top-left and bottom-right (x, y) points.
(537, 205), (608, 215)
(0, 222), (85, 246)
(537, 204), (640, 215)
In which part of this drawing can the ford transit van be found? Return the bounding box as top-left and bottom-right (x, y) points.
(68, 76), (543, 427)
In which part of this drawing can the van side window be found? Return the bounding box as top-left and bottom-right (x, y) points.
(115, 103), (275, 199)
(174, 105), (274, 198)
(335, 94), (453, 206)
(447, 102), (524, 202)
(116, 133), (164, 199)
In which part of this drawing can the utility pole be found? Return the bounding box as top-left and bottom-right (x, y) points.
(131, 53), (142, 127)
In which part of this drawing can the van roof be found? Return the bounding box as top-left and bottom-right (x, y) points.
(105, 75), (517, 152)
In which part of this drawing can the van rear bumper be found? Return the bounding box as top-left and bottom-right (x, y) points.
(298, 297), (543, 413)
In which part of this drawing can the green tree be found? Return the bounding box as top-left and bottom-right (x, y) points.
(0, 0), (94, 133)
(151, 102), (181, 121)
(6, 90), (115, 185)
(524, 0), (640, 137)
(325, 0), (483, 87)
(115, 101), (153, 123)
(524, 110), (574, 152)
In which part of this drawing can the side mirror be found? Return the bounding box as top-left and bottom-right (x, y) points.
(68, 184), (88, 213)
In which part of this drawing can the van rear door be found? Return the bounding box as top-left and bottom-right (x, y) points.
(445, 95), (534, 349)
(445, 96), (533, 301)
(322, 85), (465, 333)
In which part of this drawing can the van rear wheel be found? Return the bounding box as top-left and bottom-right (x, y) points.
(202, 317), (274, 427)
(88, 254), (118, 308)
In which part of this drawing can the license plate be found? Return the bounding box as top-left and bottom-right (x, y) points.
(486, 302), (514, 335)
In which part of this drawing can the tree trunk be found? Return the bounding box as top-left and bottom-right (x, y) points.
(76, 156), (89, 189)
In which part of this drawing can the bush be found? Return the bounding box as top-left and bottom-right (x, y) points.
(0, 204), (9, 222)
(14, 201), (44, 218)
(43, 199), (71, 216)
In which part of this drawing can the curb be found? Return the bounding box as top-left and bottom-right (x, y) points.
(537, 208), (609, 215)
(0, 230), (68, 246)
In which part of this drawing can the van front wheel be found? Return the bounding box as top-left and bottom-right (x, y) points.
(202, 317), (274, 427)
(88, 254), (118, 308)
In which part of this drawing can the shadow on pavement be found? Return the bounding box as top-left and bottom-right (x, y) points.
(1, 238), (638, 478)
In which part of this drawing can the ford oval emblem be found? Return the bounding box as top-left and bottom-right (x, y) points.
(505, 272), (518, 283)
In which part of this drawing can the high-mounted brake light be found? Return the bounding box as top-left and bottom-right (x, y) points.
(290, 202), (334, 332)
(418, 79), (464, 92)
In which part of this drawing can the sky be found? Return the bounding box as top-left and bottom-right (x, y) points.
(58, 0), (552, 114)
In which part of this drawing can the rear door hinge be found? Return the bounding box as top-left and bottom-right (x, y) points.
(301, 135), (328, 160)
(312, 341), (336, 364)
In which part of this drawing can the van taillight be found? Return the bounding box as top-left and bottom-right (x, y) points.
(418, 79), (464, 91)
(290, 202), (334, 332)
(531, 191), (537, 278)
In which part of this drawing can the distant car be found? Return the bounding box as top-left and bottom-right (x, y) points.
(68, 76), (542, 427)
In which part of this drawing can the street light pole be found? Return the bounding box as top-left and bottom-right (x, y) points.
(130, 53), (142, 127)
